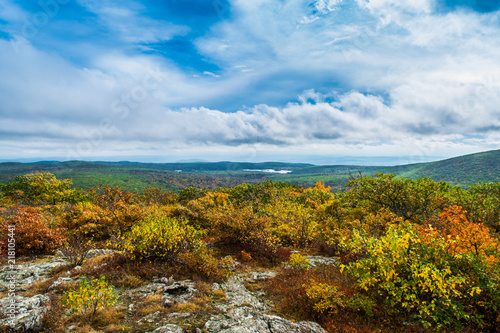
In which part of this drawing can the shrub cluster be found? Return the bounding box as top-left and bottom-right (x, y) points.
(0, 206), (66, 255)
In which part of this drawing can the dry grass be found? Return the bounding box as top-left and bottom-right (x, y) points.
(138, 304), (164, 317)
(170, 302), (200, 313)
(91, 308), (126, 327)
(115, 273), (144, 289)
(74, 325), (99, 333)
(102, 324), (130, 332)
(211, 289), (226, 300)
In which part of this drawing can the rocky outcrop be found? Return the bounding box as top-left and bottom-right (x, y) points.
(204, 306), (328, 333)
(213, 275), (268, 312)
(85, 249), (116, 259)
(147, 324), (185, 333)
(0, 255), (335, 333)
(304, 256), (338, 267)
(0, 294), (51, 331)
(205, 271), (327, 333)
(125, 279), (197, 307)
(0, 258), (67, 290)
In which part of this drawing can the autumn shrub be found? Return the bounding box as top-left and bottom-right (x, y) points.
(452, 182), (500, 233)
(91, 185), (143, 235)
(179, 186), (208, 205)
(190, 197), (282, 260)
(63, 275), (119, 320)
(141, 187), (179, 205)
(286, 253), (311, 269)
(59, 202), (111, 240)
(342, 210), (500, 331)
(222, 209), (281, 261)
(117, 213), (203, 261)
(420, 206), (500, 328)
(59, 236), (93, 266)
(178, 243), (228, 281)
(0, 172), (85, 205)
(318, 208), (402, 257)
(344, 173), (452, 223)
(227, 181), (301, 208)
(238, 250), (252, 262)
(186, 191), (231, 229)
(303, 279), (376, 316)
(258, 182), (335, 248)
(423, 205), (500, 259)
(264, 199), (318, 247)
(0, 206), (66, 256)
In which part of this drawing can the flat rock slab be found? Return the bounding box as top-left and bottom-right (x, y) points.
(0, 258), (68, 289)
(304, 256), (339, 267)
(205, 306), (328, 333)
(147, 324), (185, 333)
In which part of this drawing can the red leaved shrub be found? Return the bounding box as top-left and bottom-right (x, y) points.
(0, 206), (66, 256)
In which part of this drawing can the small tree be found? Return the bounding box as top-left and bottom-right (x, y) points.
(63, 275), (118, 320)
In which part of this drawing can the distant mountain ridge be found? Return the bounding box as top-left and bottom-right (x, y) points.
(0, 149), (498, 191)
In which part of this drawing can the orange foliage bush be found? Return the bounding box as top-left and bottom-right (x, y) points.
(0, 206), (66, 256)
(422, 205), (499, 260)
(88, 185), (144, 237)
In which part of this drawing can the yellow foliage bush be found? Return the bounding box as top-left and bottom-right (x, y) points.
(286, 253), (311, 269)
(118, 213), (203, 261)
(63, 275), (118, 318)
(60, 202), (110, 240)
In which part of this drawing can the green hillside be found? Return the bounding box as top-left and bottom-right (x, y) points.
(388, 149), (500, 184)
(290, 149), (500, 186)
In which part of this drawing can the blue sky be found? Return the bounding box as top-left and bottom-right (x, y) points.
(0, 0), (499, 164)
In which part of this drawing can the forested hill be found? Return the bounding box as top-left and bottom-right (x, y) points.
(0, 149), (498, 192)
(386, 149), (500, 184)
(294, 149), (500, 185)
